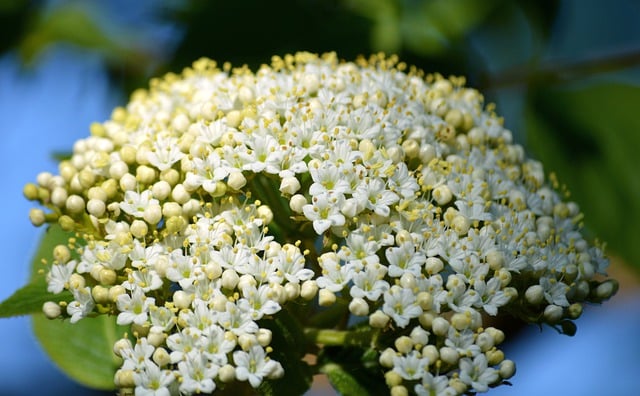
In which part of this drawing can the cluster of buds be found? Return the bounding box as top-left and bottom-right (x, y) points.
(25, 52), (617, 395)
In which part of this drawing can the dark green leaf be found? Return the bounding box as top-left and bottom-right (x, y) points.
(1, 223), (75, 318)
(24, 224), (123, 389)
(526, 83), (640, 268)
(33, 313), (126, 390)
(259, 308), (313, 395)
(0, 281), (71, 318)
(320, 362), (370, 396)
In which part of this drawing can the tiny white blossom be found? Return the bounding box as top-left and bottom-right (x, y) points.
(234, 345), (279, 388)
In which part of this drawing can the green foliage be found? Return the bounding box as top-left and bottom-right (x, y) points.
(259, 308), (313, 395)
(0, 225), (73, 317)
(526, 83), (640, 268)
(17, 2), (153, 73)
(345, 0), (500, 55)
(23, 225), (124, 390)
(0, 282), (71, 318)
(32, 314), (125, 390)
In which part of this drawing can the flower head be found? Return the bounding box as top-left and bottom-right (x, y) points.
(27, 52), (617, 395)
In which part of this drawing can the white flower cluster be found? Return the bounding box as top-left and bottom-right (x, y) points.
(26, 52), (617, 395)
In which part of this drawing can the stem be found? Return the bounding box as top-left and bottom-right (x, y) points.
(304, 327), (379, 349)
(481, 48), (640, 89)
(304, 328), (349, 346)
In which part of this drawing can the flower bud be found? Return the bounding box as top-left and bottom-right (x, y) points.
(256, 328), (272, 347)
(543, 304), (563, 324)
(409, 326), (429, 346)
(114, 370), (135, 388)
(284, 282), (300, 301)
(422, 345), (439, 364)
(152, 347), (171, 367)
(29, 208), (46, 226)
(53, 245), (71, 263)
(390, 385), (408, 396)
(238, 334), (257, 351)
(130, 220), (148, 238)
(487, 349), (505, 366)
(379, 348), (396, 368)
(280, 176), (301, 195)
(525, 284), (544, 305)
(173, 290), (192, 309)
(87, 199), (106, 217)
(394, 336), (413, 354)
(148, 328), (167, 347)
(289, 194), (307, 213)
(439, 346), (459, 365)
(318, 289), (336, 306)
(385, 371), (403, 387)
(300, 280), (318, 300)
(65, 195), (85, 214)
(227, 171), (246, 190)
(218, 364), (236, 383)
(109, 285), (126, 302)
(432, 185), (452, 206)
(369, 310), (390, 328)
(221, 269), (239, 290)
(425, 257), (444, 275)
(92, 285), (110, 304)
(431, 317), (449, 336)
(499, 359), (516, 379)
(43, 301), (61, 319)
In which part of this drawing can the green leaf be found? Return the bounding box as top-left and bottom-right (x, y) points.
(18, 3), (152, 71)
(0, 281), (71, 318)
(0, 224), (75, 317)
(259, 308), (313, 395)
(32, 313), (126, 390)
(320, 362), (370, 396)
(24, 224), (124, 389)
(526, 83), (640, 268)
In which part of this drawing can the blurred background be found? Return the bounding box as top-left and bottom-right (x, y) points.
(0, 0), (639, 395)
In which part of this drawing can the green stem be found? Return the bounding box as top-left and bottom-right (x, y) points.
(305, 328), (349, 346)
(304, 327), (379, 349)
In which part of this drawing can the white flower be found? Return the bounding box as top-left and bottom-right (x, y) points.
(121, 337), (155, 371)
(122, 269), (163, 292)
(473, 277), (511, 316)
(47, 260), (77, 293)
(201, 325), (236, 365)
(309, 161), (352, 195)
(178, 351), (218, 394)
(302, 191), (346, 234)
(234, 345), (279, 388)
(184, 152), (229, 193)
(116, 286), (156, 326)
(134, 361), (174, 396)
(217, 301), (258, 335)
(459, 354), (499, 392)
(540, 276), (570, 307)
(166, 327), (204, 364)
(120, 190), (159, 217)
(316, 254), (354, 292)
(274, 244), (314, 284)
(352, 177), (399, 217)
(392, 350), (429, 380)
(349, 262), (389, 301)
(241, 284), (281, 320)
(385, 242), (427, 278)
(78, 242), (127, 272)
(414, 373), (457, 396)
(382, 285), (423, 328)
(66, 286), (94, 323)
(147, 135), (184, 171)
